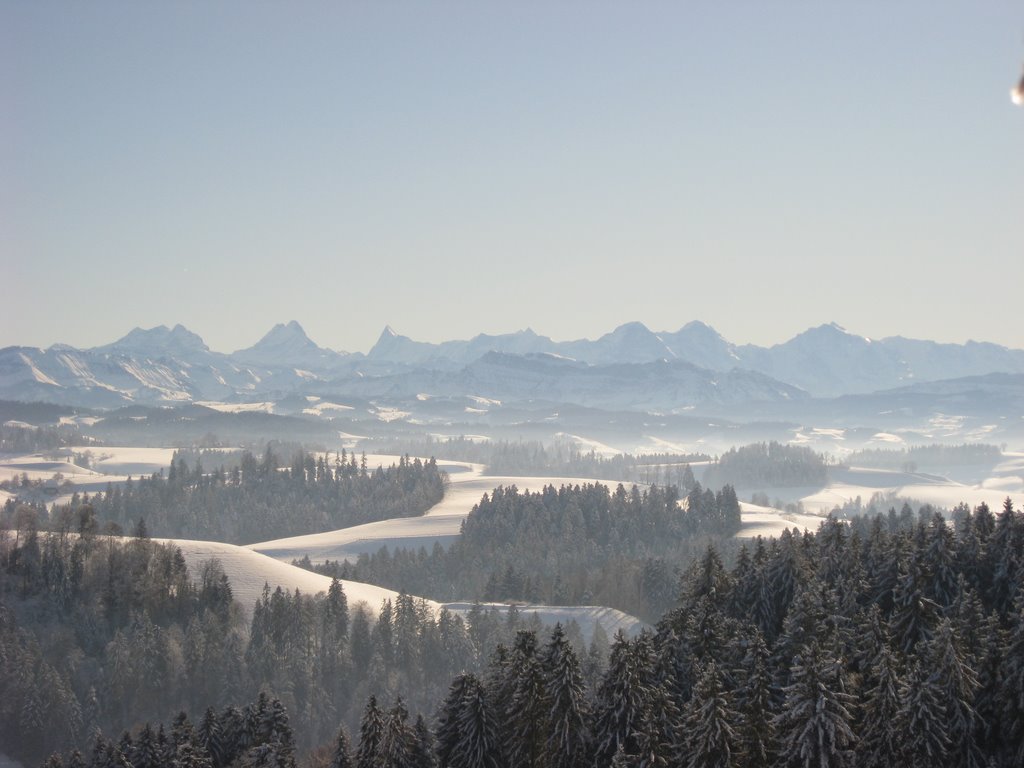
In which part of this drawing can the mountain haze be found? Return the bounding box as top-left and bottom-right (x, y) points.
(3, 320), (1024, 410)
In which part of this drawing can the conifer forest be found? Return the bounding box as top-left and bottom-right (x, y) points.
(3, 477), (1024, 767)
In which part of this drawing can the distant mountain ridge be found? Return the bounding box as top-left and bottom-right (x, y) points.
(2, 320), (1023, 409)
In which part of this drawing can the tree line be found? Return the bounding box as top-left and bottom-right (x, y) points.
(0, 521), (602, 766)
(43, 448), (445, 544)
(374, 436), (708, 488)
(301, 482), (741, 620)
(701, 441), (828, 490)
(844, 443), (1002, 471)
(26, 494), (1024, 767)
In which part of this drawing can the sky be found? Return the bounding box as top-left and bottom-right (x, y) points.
(3, 1), (1023, 354)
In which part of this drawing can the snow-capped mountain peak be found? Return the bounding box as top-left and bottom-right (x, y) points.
(93, 324), (210, 356)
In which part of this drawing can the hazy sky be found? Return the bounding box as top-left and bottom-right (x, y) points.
(3, 2), (1023, 354)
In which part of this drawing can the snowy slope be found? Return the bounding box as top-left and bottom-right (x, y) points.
(248, 458), (625, 563)
(166, 535), (650, 638)
(158, 537), (433, 617)
(798, 466), (1024, 515)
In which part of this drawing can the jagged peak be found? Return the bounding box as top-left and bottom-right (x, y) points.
(366, 325), (433, 360)
(260, 320), (311, 341)
(98, 324), (209, 354)
(229, 322), (336, 361)
(608, 321), (654, 336)
(781, 322), (875, 349)
(372, 325), (416, 347)
(677, 320), (723, 336)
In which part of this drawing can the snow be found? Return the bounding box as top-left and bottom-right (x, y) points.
(555, 433), (623, 458)
(195, 401), (276, 414)
(429, 433), (491, 443)
(637, 436), (695, 455)
(0, 447), (177, 502)
(738, 502), (829, 539)
(0, 459), (99, 481)
(443, 602), (645, 642)
(248, 457), (618, 564)
(374, 406), (411, 422)
(302, 401), (354, 416)
(156, 535), (650, 635)
(467, 395), (502, 406)
(89, 446), (178, 476)
(19, 352), (60, 386)
(132, 530), (655, 636)
(117, 360), (191, 400)
(158, 537), (430, 617)
(336, 431), (369, 446)
(791, 427), (847, 445)
(798, 465), (1024, 515)
(58, 415), (102, 427)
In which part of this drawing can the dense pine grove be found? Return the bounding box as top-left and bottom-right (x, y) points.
(701, 441), (829, 490)
(41, 449), (446, 543)
(376, 437), (709, 487)
(0, 525), (584, 766)
(302, 482), (741, 619)
(844, 443), (1002, 471)
(4, 488), (1024, 766)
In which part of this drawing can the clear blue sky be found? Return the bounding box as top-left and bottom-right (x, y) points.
(3, 1), (1022, 353)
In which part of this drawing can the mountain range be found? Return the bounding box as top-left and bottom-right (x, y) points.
(2, 320), (1023, 411)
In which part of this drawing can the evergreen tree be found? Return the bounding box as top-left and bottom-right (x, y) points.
(196, 709), (224, 768)
(925, 619), (983, 768)
(630, 709), (669, 768)
(682, 662), (738, 768)
(774, 642), (855, 768)
(890, 561), (938, 654)
(410, 715), (437, 768)
(355, 696), (385, 768)
(896, 661), (949, 768)
(379, 698), (414, 768)
(503, 632), (547, 768)
(592, 633), (652, 763)
(922, 512), (959, 609)
(436, 675), (474, 768)
(328, 726), (353, 768)
(541, 625), (589, 768)
(733, 631), (775, 766)
(453, 676), (503, 768)
(856, 646), (902, 768)
(997, 601), (1024, 767)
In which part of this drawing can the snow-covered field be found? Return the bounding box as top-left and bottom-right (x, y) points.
(166, 535), (649, 636)
(158, 537), (435, 616)
(798, 466), (1024, 515)
(737, 502), (829, 539)
(0, 446), (175, 481)
(194, 401), (276, 414)
(0, 446), (177, 504)
(17, 446), (1020, 637)
(87, 446), (179, 476)
(249, 457), (617, 564)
